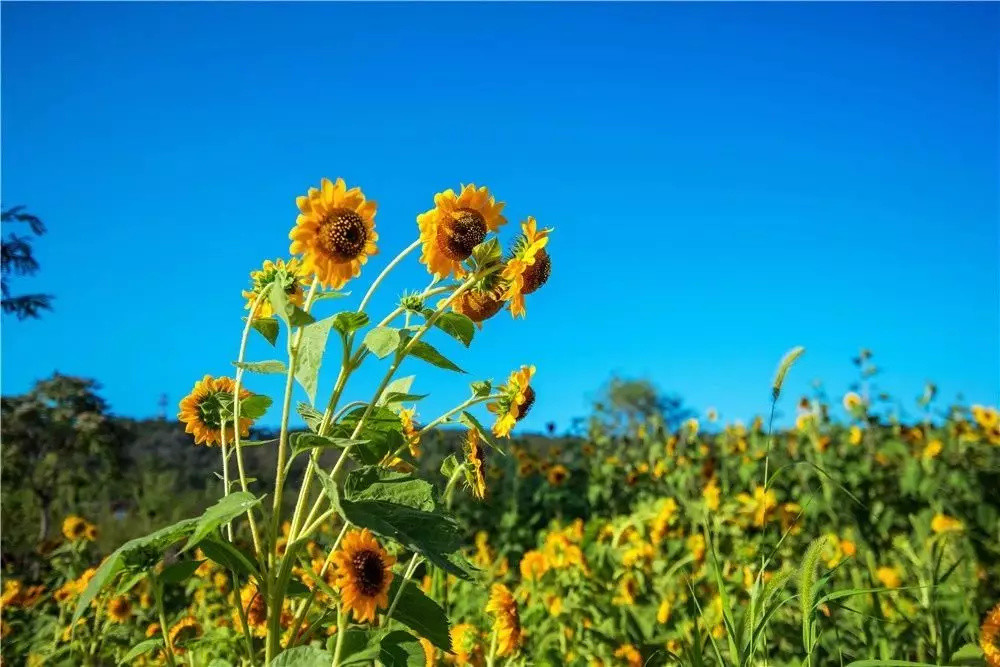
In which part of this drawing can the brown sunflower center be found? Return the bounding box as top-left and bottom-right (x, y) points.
(352, 549), (386, 596)
(521, 249), (551, 295)
(437, 208), (487, 261)
(456, 289), (505, 323)
(517, 386), (536, 421)
(319, 208), (368, 262)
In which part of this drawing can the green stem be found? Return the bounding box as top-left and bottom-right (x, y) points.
(151, 573), (177, 667)
(384, 554), (420, 624)
(221, 428), (233, 542)
(287, 524), (348, 646)
(357, 239), (421, 314)
(331, 604), (347, 666)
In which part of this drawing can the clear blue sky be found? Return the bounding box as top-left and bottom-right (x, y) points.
(2, 2), (997, 433)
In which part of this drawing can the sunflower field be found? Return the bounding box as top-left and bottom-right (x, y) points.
(1, 179), (999, 667)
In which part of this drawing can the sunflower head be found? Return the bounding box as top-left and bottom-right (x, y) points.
(464, 429), (488, 500)
(418, 184), (506, 279)
(450, 623), (480, 663)
(106, 596), (132, 623)
(233, 584), (267, 637)
(332, 529), (396, 623)
(500, 217), (552, 318)
(547, 464), (569, 487)
(177, 375), (255, 446)
(242, 258), (311, 319)
(400, 407), (421, 458)
(981, 602), (1000, 667)
(487, 365), (536, 438)
(62, 515), (88, 542)
(485, 584), (522, 657)
(169, 616), (202, 653)
(289, 178), (377, 289)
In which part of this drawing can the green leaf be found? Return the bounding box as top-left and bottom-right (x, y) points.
(233, 360), (287, 375)
(383, 392), (428, 405)
(119, 638), (163, 665)
(440, 454), (459, 479)
(272, 645), (333, 667)
(197, 535), (259, 579)
(333, 311), (370, 336)
(291, 432), (366, 457)
(250, 317), (279, 346)
(379, 630), (426, 666)
(334, 406), (404, 465)
(460, 411), (502, 454)
(432, 312), (475, 347)
(160, 559), (203, 585)
(313, 290), (350, 302)
(286, 578), (311, 597)
(365, 327), (401, 359)
(234, 439), (276, 448)
(72, 518), (198, 625)
(183, 492), (263, 552)
(338, 629), (379, 665)
(297, 402), (325, 432)
(470, 380), (492, 398)
(406, 340), (464, 373)
(295, 316), (336, 405)
(386, 578), (451, 650)
(378, 376), (415, 407)
(950, 644), (985, 665)
(241, 395), (273, 420)
(270, 281), (315, 328)
(322, 467), (472, 580)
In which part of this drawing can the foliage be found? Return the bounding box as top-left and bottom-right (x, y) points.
(1, 205), (53, 319)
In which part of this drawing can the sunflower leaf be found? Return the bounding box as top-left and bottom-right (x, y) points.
(197, 535), (259, 579)
(159, 559), (204, 585)
(297, 402), (325, 432)
(378, 630), (425, 666)
(269, 281), (315, 329)
(119, 638), (163, 665)
(295, 315), (336, 405)
(332, 311), (370, 336)
(431, 312), (475, 347)
(364, 327), (401, 359)
(272, 645), (333, 667)
(406, 340), (465, 373)
(232, 360), (287, 375)
(182, 492), (263, 553)
(460, 411), (503, 455)
(386, 579), (451, 650)
(240, 394), (273, 420)
(377, 376), (416, 407)
(249, 317), (279, 346)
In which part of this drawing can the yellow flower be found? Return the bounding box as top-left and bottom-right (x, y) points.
(657, 598), (672, 624)
(780, 502), (803, 536)
(687, 534), (706, 562)
(485, 584), (521, 657)
(241, 258), (310, 319)
(922, 439), (943, 460)
(62, 515), (88, 541)
(981, 601), (1000, 667)
(233, 584), (267, 636)
(519, 550), (549, 581)
(450, 623), (480, 665)
(400, 407), (421, 458)
(106, 596), (132, 623)
(614, 643), (642, 667)
(289, 177), (377, 289)
(488, 365), (536, 438)
(500, 217), (551, 318)
(177, 375), (254, 446)
(544, 532), (586, 571)
(331, 529), (396, 623)
(843, 392), (863, 411)
(736, 485), (777, 527)
(417, 184), (505, 279)
(145, 622), (161, 638)
(2, 580), (21, 608)
(451, 287), (507, 327)
(651, 498), (678, 543)
(703, 477), (720, 511)
(168, 616), (202, 654)
(545, 593), (563, 616)
(848, 425), (863, 445)
(622, 540), (654, 569)
(547, 464), (569, 486)
(685, 418), (699, 437)
(876, 566), (901, 589)
(972, 405), (999, 430)
(420, 637), (438, 666)
(795, 413), (814, 432)
(614, 575), (638, 606)
(464, 429), (488, 500)
(84, 523), (98, 542)
(931, 513), (964, 534)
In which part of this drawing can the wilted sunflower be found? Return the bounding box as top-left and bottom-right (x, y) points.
(417, 184), (506, 279)
(982, 601), (1000, 667)
(464, 429), (488, 500)
(106, 596), (131, 623)
(177, 375), (254, 446)
(242, 258), (310, 319)
(547, 464), (569, 486)
(332, 529), (395, 623)
(289, 178), (377, 289)
(487, 365), (536, 438)
(400, 407), (421, 458)
(62, 515), (88, 542)
(169, 616), (202, 653)
(452, 285), (506, 328)
(500, 217), (551, 318)
(485, 583), (522, 657)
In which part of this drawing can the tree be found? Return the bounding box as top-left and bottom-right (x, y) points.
(1, 374), (128, 544)
(1, 205), (53, 319)
(591, 375), (694, 435)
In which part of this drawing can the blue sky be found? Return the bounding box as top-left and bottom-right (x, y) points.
(2, 2), (997, 433)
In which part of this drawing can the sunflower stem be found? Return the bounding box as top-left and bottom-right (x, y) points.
(357, 239), (421, 314)
(331, 604), (347, 667)
(220, 433), (233, 542)
(151, 573), (177, 667)
(287, 523), (348, 647)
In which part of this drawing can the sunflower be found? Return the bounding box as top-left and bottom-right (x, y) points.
(177, 375), (254, 446)
(332, 529), (395, 623)
(289, 177), (377, 289)
(400, 407), (421, 458)
(485, 584), (521, 658)
(452, 285), (507, 328)
(242, 258), (310, 319)
(500, 217), (551, 318)
(233, 584), (267, 637)
(53, 582), (76, 604)
(843, 392), (863, 411)
(84, 523), (98, 541)
(519, 550), (549, 582)
(417, 184), (506, 279)
(168, 616), (202, 653)
(106, 596), (131, 623)
(450, 623), (480, 665)
(420, 638), (438, 666)
(487, 365), (536, 438)
(145, 622), (161, 638)
(62, 515), (88, 541)
(615, 644), (643, 667)
(876, 566), (902, 589)
(464, 429), (488, 500)
(931, 513), (964, 534)
(982, 602), (1000, 667)
(547, 464), (569, 486)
